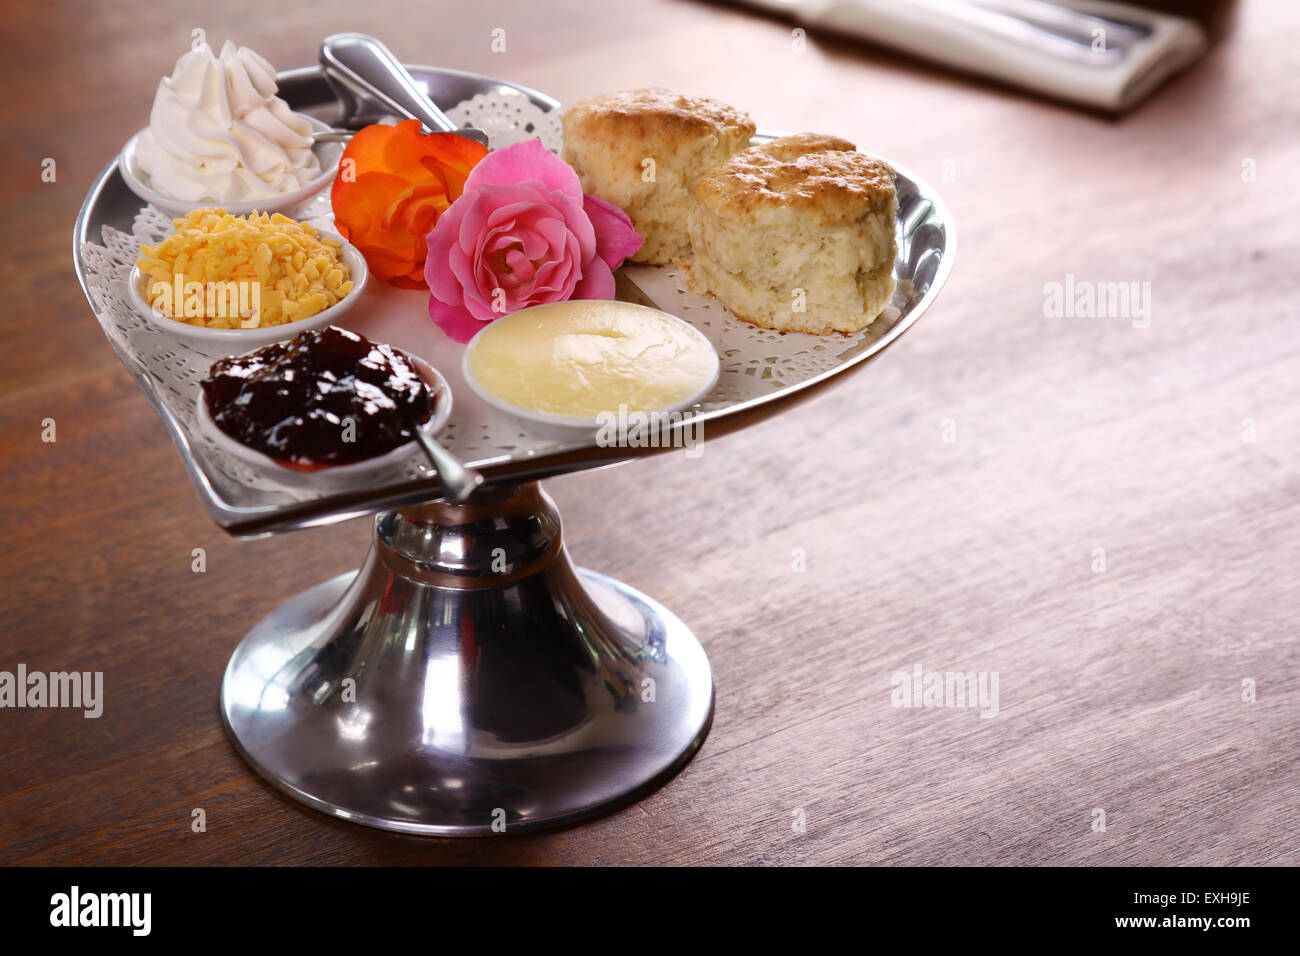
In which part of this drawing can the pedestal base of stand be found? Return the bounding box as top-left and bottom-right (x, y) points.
(220, 483), (713, 836)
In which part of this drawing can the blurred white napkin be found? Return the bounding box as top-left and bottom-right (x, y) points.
(742, 0), (1209, 112)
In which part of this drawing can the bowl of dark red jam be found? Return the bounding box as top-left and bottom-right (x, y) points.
(197, 326), (451, 480)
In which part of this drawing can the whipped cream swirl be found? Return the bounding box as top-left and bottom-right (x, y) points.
(135, 40), (322, 203)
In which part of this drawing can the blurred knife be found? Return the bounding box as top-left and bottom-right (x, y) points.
(739, 0), (1207, 112)
(615, 269), (663, 310)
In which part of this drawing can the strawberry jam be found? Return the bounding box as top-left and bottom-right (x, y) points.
(201, 326), (434, 470)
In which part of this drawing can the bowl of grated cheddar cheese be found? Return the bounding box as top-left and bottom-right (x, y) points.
(128, 208), (368, 350)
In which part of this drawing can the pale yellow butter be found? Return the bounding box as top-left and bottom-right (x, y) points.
(466, 300), (717, 418)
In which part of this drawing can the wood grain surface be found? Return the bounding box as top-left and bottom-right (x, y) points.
(2, 0), (1296, 866)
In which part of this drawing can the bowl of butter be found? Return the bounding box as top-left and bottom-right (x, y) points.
(461, 300), (720, 439)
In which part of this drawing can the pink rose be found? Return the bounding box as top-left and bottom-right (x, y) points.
(423, 139), (643, 342)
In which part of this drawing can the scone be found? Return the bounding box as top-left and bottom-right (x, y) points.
(562, 89), (755, 265)
(685, 133), (898, 334)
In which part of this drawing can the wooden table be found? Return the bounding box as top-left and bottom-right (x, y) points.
(2, 0), (1295, 866)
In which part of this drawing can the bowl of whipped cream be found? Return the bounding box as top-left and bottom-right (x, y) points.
(119, 40), (343, 218)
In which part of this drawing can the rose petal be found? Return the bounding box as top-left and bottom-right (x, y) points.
(583, 193), (644, 269)
(502, 248), (535, 285)
(463, 187), (540, 247)
(475, 208), (571, 302)
(342, 120), (483, 185)
(333, 172), (416, 248)
(547, 189), (597, 264)
(463, 139), (581, 198)
(465, 181), (595, 266)
(425, 195), (473, 303)
(532, 214), (572, 260)
(428, 295), (490, 344)
(526, 231), (583, 302)
(516, 225), (551, 261)
(573, 255), (616, 301)
(422, 140), (640, 340)
(333, 119), (487, 289)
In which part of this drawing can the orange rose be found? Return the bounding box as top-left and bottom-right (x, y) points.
(330, 119), (488, 289)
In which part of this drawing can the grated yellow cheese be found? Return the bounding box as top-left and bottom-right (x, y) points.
(137, 208), (354, 329)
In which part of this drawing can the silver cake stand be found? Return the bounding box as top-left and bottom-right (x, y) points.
(73, 65), (955, 836)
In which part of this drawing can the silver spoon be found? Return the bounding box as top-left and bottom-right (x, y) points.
(319, 33), (490, 148)
(312, 129), (356, 143)
(411, 423), (483, 503)
(407, 378), (483, 502)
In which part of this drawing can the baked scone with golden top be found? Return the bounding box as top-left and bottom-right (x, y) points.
(562, 88), (756, 265)
(685, 132), (898, 334)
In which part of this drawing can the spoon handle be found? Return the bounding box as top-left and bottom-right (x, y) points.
(411, 425), (484, 503)
(319, 34), (489, 147)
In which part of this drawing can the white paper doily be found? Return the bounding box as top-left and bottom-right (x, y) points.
(79, 91), (904, 507)
(446, 91), (564, 152)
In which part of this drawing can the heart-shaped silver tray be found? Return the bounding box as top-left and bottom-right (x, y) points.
(74, 65), (955, 536)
